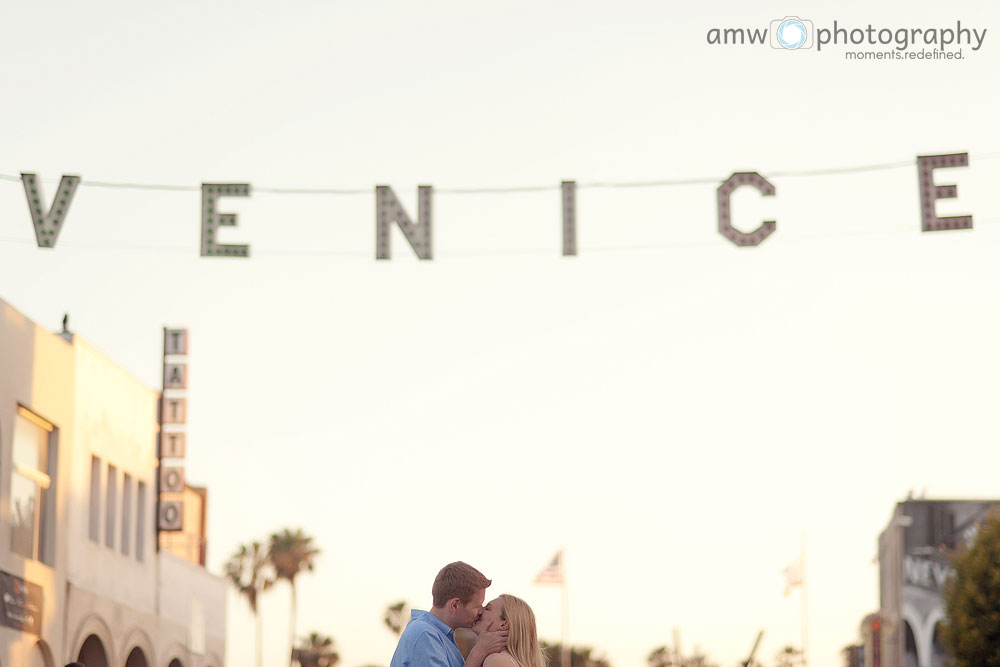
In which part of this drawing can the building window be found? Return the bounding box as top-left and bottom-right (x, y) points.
(121, 473), (133, 556)
(10, 407), (55, 564)
(137, 481), (146, 562)
(106, 464), (117, 549)
(89, 456), (101, 542)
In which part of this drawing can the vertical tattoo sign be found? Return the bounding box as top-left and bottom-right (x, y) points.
(159, 328), (188, 536)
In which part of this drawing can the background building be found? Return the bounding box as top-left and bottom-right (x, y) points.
(867, 498), (1000, 667)
(0, 297), (225, 666)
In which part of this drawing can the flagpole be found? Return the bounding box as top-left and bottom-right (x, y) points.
(561, 549), (569, 667)
(801, 533), (808, 666)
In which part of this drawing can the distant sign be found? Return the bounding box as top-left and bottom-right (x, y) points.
(160, 327), (189, 535)
(903, 555), (953, 592)
(0, 570), (43, 635)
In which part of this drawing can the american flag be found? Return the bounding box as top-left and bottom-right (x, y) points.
(535, 551), (563, 585)
(783, 555), (803, 597)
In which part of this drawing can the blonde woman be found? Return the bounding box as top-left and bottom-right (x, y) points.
(471, 594), (547, 667)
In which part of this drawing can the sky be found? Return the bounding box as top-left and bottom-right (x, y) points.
(2, 1), (1000, 666)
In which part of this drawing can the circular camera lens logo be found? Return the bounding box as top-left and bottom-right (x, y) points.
(777, 19), (808, 49)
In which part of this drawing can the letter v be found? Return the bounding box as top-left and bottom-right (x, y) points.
(21, 173), (81, 248)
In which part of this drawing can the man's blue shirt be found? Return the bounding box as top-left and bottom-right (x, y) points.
(390, 610), (465, 667)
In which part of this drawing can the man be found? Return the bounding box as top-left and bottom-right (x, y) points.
(391, 562), (508, 667)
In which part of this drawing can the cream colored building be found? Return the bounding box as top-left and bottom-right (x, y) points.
(0, 298), (225, 667)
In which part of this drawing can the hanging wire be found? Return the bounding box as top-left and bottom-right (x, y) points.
(3, 152), (997, 195)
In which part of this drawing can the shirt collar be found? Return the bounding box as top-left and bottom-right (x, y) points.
(412, 609), (455, 638)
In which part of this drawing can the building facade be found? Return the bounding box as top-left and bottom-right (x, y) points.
(867, 498), (1000, 667)
(0, 298), (225, 666)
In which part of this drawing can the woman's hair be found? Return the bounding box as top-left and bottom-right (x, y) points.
(499, 594), (547, 667)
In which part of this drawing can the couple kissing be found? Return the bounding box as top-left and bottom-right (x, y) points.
(390, 561), (545, 667)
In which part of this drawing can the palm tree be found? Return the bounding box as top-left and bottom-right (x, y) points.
(384, 600), (409, 636)
(540, 643), (613, 667)
(270, 528), (321, 667)
(292, 632), (340, 667)
(225, 541), (274, 667)
(773, 646), (804, 667)
(647, 646), (676, 667)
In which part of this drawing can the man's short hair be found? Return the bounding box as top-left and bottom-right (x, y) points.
(432, 561), (491, 607)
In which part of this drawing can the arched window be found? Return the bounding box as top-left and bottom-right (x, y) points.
(904, 621), (919, 667)
(31, 638), (54, 667)
(931, 622), (950, 667)
(77, 634), (108, 667)
(124, 647), (149, 667)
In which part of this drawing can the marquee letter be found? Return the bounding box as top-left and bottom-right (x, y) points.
(159, 500), (183, 531)
(160, 466), (186, 494)
(562, 181), (577, 256)
(161, 398), (186, 423)
(21, 173), (80, 249)
(160, 432), (186, 459)
(917, 153), (971, 232)
(717, 172), (776, 247)
(164, 328), (188, 355)
(376, 185), (432, 260)
(201, 183), (250, 257)
(164, 363), (187, 389)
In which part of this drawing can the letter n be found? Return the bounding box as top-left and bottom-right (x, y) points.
(376, 185), (433, 260)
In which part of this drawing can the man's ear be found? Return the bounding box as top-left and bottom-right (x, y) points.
(447, 598), (461, 612)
